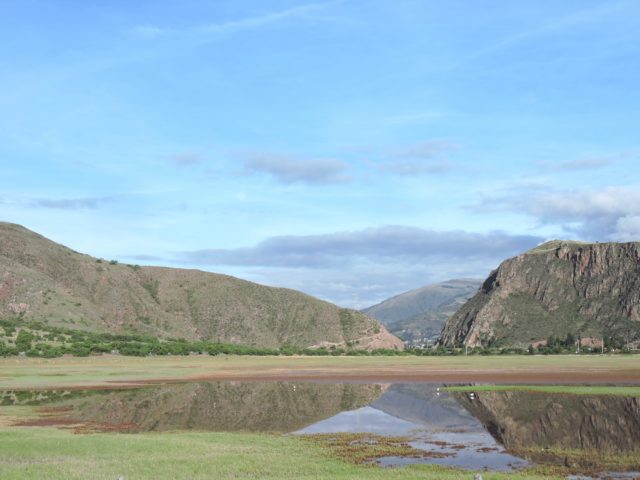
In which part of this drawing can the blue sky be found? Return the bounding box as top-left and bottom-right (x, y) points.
(1, 0), (639, 308)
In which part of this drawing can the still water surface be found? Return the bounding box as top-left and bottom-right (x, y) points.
(3, 381), (639, 476)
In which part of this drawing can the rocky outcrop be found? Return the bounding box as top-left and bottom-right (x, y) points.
(439, 240), (640, 347)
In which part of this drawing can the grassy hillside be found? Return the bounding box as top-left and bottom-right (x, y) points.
(440, 240), (640, 348)
(363, 279), (481, 344)
(0, 222), (401, 350)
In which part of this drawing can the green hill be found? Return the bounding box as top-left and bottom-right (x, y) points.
(0, 222), (402, 350)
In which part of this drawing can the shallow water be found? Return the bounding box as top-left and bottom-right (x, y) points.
(2, 381), (639, 476)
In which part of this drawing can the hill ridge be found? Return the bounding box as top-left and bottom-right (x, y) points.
(0, 222), (402, 350)
(362, 278), (482, 345)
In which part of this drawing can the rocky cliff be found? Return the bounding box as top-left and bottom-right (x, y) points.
(439, 240), (640, 347)
(0, 222), (402, 350)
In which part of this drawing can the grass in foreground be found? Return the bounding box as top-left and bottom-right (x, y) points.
(443, 385), (640, 396)
(0, 427), (562, 480)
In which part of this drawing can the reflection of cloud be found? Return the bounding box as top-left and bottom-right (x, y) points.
(242, 153), (350, 185)
(473, 186), (640, 241)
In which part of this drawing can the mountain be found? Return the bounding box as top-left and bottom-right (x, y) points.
(0, 222), (402, 350)
(362, 279), (482, 344)
(439, 240), (640, 348)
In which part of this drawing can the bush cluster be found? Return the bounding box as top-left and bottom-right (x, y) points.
(0, 318), (635, 358)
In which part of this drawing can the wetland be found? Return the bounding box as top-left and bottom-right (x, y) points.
(2, 356), (640, 479)
(2, 380), (639, 477)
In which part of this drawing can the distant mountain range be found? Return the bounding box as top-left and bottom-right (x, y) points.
(362, 279), (482, 344)
(0, 222), (402, 350)
(440, 240), (640, 348)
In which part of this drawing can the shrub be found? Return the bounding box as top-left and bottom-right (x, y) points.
(15, 330), (34, 352)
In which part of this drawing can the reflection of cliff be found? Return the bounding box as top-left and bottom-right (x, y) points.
(371, 384), (484, 431)
(45, 382), (385, 433)
(453, 391), (640, 453)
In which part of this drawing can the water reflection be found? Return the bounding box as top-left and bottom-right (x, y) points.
(1, 382), (384, 433)
(3, 382), (639, 475)
(452, 389), (640, 472)
(297, 384), (529, 471)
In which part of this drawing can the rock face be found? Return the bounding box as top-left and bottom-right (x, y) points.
(363, 279), (482, 344)
(439, 240), (640, 347)
(0, 222), (402, 350)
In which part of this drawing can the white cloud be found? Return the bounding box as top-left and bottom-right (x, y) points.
(613, 215), (640, 241)
(130, 25), (166, 39)
(242, 153), (350, 185)
(474, 185), (640, 241)
(373, 140), (457, 176)
(128, 3), (326, 41)
(30, 196), (113, 210)
(160, 226), (543, 307)
(555, 158), (613, 170)
(198, 3), (324, 35)
(177, 226), (542, 268)
(394, 140), (456, 160)
(165, 152), (204, 166)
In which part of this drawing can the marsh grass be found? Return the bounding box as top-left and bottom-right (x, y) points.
(443, 385), (640, 396)
(515, 445), (640, 476)
(301, 433), (435, 464)
(0, 427), (564, 480)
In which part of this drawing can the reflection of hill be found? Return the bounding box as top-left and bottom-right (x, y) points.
(31, 382), (385, 433)
(453, 391), (640, 453)
(370, 384), (483, 431)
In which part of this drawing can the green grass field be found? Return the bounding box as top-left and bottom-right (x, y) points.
(1, 354), (638, 389)
(0, 427), (564, 480)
